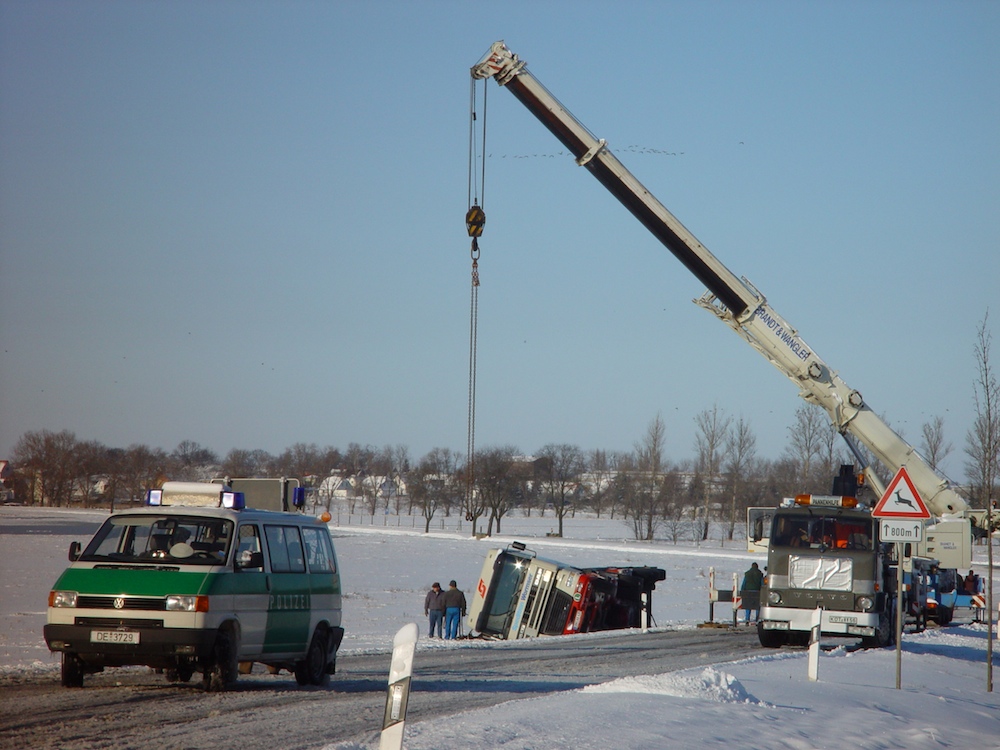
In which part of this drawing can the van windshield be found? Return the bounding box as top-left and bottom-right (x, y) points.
(82, 514), (234, 565)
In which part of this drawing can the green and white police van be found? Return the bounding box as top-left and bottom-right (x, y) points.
(44, 481), (344, 690)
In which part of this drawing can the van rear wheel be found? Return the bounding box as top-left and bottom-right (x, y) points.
(295, 626), (329, 686)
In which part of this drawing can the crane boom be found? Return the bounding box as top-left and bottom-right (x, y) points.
(472, 41), (967, 517)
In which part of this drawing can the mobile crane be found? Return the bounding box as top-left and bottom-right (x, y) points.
(472, 40), (966, 521)
(471, 41), (983, 645)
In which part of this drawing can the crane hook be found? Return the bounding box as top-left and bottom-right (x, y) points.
(466, 204), (485, 238)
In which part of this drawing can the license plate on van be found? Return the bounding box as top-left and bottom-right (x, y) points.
(90, 630), (140, 644)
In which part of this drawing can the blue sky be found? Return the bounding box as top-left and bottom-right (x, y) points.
(1, 1), (998, 481)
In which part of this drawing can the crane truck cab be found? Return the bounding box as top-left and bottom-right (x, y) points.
(759, 492), (896, 649)
(44, 480), (343, 690)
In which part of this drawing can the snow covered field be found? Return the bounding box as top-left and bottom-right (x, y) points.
(2, 506), (998, 749)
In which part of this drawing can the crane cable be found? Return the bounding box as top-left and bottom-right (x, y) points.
(465, 77), (487, 516)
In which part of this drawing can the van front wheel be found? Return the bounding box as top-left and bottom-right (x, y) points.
(295, 626), (329, 686)
(203, 628), (239, 692)
(61, 653), (84, 688)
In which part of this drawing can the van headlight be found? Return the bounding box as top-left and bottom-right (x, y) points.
(165, 595), (209, 612)
(49, 591), (78, 608)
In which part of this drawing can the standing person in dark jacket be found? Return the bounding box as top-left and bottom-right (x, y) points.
(424, 582), (445, 638)
(740, 562), (764, 623)
(442, 580), (467, 639)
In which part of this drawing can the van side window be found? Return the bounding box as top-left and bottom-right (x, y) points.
(302, 527), (336, 573)
(236, 524), (263, 569)
(264, 525), (306, 573)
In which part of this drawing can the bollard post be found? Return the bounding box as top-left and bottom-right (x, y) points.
(807, 607), (822, 681)
(379, 623), (418, 750)
(731, 573), (740, 628)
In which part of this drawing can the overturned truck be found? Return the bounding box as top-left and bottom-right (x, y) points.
(467, 542), (666, 640)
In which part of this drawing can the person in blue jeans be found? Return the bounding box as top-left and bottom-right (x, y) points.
(442, 580), (467, 639)
(424, 582), (445, 638)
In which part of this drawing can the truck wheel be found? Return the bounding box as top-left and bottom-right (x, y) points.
(861, 606), (894, 649)
(757, 624), (787, 648)
(294, 626), (329, 686)
(202, 628), (239, 692)
(790, 631), (813, 648)
(61, 653), (84, 688)
(937, 606), (953, 626)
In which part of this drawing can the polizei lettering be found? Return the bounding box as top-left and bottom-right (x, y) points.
(269, 593), (310, 611)
(754, 305), (811, 362)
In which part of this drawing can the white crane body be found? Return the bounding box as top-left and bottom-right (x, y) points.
(472, 41), (968, 523)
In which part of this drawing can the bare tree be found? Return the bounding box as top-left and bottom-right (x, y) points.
(120, 444), (168, 503)
(965, 330), (999, 507)
(338, 443), (381, 515)
(342, 443), (376, 476)
(385, 444), (410, 514)
(694, 405), (731, 541)
(586, 449), (614, 518)
(474, 446), (520, 536)
(11, 429), (79, 506)
(410, 447), (459, 532)
(220, 448), (273, 478)
(272, 443), (323, 481)
(537, 444), (586, 537)
(920, 416), (953, 472)
(785, 404), (827, 490)
(170, 440), (218, 480)
(818, 422), (849, 485)
(659, 469), (686, 543)
(622, 415), (668, 541)
(362, 446), (393, 515)
(723, 416), (757, 540)
(964, 312), (1000, 692)
(73, 440), (109, 506)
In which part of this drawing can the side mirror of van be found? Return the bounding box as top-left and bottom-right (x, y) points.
(236, 550), (264, 570)
(69, 541), (82, 562)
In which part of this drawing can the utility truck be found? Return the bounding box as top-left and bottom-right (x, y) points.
(467, 542), (665, 639)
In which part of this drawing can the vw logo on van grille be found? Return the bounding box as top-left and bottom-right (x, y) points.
(77, 595), (165, 611)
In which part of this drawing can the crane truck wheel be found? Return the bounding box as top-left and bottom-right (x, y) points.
(861, 604), (895, 649)
(757, 623), (787, 648)
(935, 606), (954, 626)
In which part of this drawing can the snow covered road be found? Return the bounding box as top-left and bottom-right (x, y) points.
(0, 628), (760, 749)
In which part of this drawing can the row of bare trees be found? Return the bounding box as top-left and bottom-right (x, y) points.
(5, 434), (411, 511)
(6, 317), (998, 540)
(3, 400), (993, 541)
